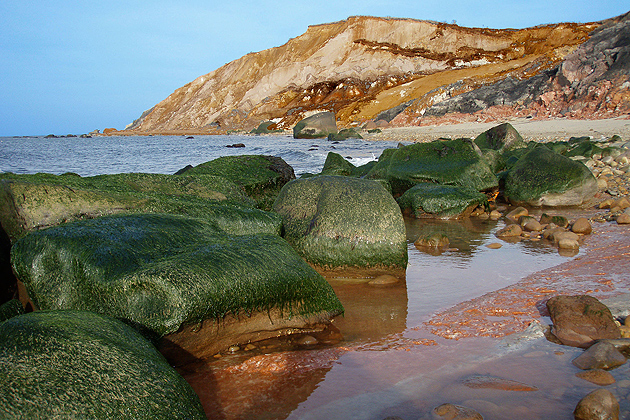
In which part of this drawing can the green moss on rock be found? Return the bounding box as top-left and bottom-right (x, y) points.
(0, 172), (281, 242)
(365, 139), (498, 196)
(11, 214), (342, 337)
(398, 183), (488, 219)
(504, 144), (598, 206)
(474, 122), (526, 153)
(0, 310), (205, 419)
(273, 175), (407, 276)
(0, 299), (23, 322)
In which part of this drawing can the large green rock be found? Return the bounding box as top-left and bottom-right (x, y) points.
(293, 112), (338, 139)
(176, 155), (295, 209)
(398, 183), (488, 219)
(365, 139), (498, 196)
(11, 214), (343, 337)
(273, 175), (407, 277)
(504, 144), (598, 206)
(0, 310), (205, 419)
(474, 122), (526, 153)
(0, 172), (281, 242)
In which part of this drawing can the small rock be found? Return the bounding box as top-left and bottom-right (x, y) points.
(613, 197), (630, 210)
(244, 343), (257, 351)
(540, 214), (569, 228)
(496, 224), (522, 237)
(368, 275), (399, 286)
(574, 389), (620, 420)
(572, 218), (593, 234)
(572, 341), (627, 370)
(489, 210), (502, 220)
(617, 213), (630, 224)
(523, 219), (543, 232)
(505, 207), (528, 223)
(576, 369), (616, 386)
(461, 375), (538, 391)
(599, 198), (614, 209)
(415, 234), (450, 249)
(552, 230), (580, 243)
(558, 238), (580, 250)
(486, 242), (502, 249)
(228, 345), (240, 353)
(432, 403), (483, 420)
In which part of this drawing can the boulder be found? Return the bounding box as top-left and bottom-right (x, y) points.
(546, 295), (621, 348)
(572, 341), (627, 370)
(293, 112), (338, 139)
(273, 175), (408, 278)
(366, 139), (498, 196)
(321, 152), (357, 176)
(574, 389), (620, 420)
(250, 121), (283, 134)
(397, 183), (487, 219)
(474, 122), (526, 153)
(175, 154), (296, 210)
(11, 214), (343, 356)
(504, 145), (598, 206)
(0, 310), (206, 419)
(327, 128), (363, 141)
(0, 171), (281, 242)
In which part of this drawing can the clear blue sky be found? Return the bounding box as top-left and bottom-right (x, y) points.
(1, 1), (628, 136)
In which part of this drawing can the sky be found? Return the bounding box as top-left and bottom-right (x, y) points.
(0, 1), (628, 136)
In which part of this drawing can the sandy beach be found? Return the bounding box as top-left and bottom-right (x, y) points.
(368, 117), (630, 143)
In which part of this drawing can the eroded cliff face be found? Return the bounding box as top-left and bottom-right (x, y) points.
(128, 14), (629, 134)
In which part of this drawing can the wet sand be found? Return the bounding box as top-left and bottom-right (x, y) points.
(368, 117), (630, 143)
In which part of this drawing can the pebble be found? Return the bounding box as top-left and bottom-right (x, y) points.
(432, 403), (483, 420)
(486, 242), (502, 249)
(495, 224), (522, 237)
(558, 238), (580, 250)
(617, 213), (630, 224)
(369, 275), (399, 286)
(489, 209), (502, 220)
(228, 345), (240, 353)
(296, 335), (318, 346)
(505, 207), (528, 223)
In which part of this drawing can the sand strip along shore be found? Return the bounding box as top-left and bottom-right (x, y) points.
(368, 117), (630, 143)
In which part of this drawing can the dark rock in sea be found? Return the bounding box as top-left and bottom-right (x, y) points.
(226, 143), (246, 148)
(397, 182), (487, 219)
(365, 138), (498, 196)
(0, 310), (206, 419)
(327, 128), (363, 141)
(572, 341), (627, 370)
(504, 144), (598, 206)
(546, 295), (621, 348)
(293, 112), (338, 139)
(11, 214), (343, 357)
(273, 175), (407, 278)
(574, 389), (620, 420)
(44, 134), (57, 138)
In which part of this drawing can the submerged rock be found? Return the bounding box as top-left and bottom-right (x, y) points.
(397, 183), (487, 219)
(273, 175), (407, 278)
(432, 403), (483, 420)
(504, 145), (598, 206)
(0, 310), (206, 419)
(293, 112), (338, 139)
(546, 295), (621, 348)
(572, 341), (627, 370)
(11, 214), (343, 356)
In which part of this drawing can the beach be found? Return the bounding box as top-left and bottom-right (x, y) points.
(368, 117), (630, 143)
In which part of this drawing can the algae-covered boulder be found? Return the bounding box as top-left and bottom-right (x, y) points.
(504, 144), (598, 206)
(327, 128), (363, 141)
(366, 139), (498, 196)
(474, 122), (526, 153)
(0, 172), (281, 242)
(293, 112), (338, 139)
(0, 299), (23, 322)
(273, 175), (407, 277)
(11, 214), (343, 344)
(398, 183), (487, 219)
(251, 121), (283, 134)
(0, 310), (205, 419)
(176, 155), (295, 209)
(321, 152), (356, 176)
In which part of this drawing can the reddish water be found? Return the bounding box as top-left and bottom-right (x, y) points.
(179, 212), (630, 420)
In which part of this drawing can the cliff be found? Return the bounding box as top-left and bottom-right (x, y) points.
(127, 13), (630, 134)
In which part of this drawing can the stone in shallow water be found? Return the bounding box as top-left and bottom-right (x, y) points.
(495, 224), (522, 237)
(572, 341), (627, 370)
(574, 389), (619, 420)
(576, 369), (616, 385)
(368, 275), (400, 286)
(460, 375), (538, 391)
(572, 217), (593, 234)
(432, 403), (483, 420)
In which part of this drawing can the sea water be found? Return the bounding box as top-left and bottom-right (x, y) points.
(1, 134), (606, 420)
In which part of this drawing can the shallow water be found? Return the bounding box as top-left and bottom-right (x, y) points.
(3, 134), (627, 419)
